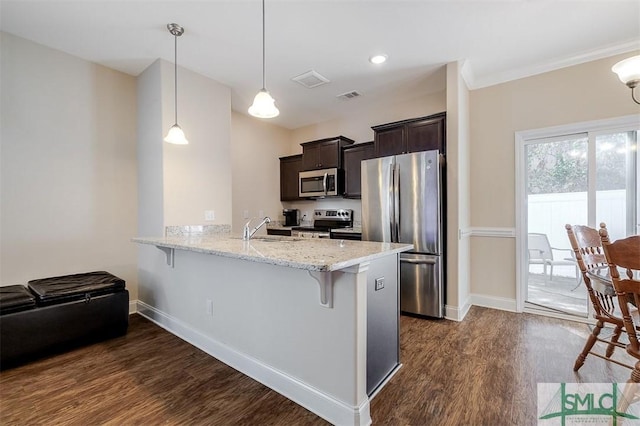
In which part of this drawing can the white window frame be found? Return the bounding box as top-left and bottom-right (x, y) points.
(514, 114), (640, 314)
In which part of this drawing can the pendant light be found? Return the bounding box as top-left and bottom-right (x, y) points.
(248, 0), (279, 118)
(164, 23), (189, 145)
(612, 54), (640, 105)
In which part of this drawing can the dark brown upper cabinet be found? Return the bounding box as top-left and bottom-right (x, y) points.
(342, 142), (375, 199)
(279, 154), (303, 201)
(301, 136), (354, 170)
(372, 112), (446, 157)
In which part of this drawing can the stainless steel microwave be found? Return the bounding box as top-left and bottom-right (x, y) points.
(299, 168), (340, 197)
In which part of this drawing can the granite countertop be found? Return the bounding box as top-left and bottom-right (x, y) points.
(133, 234), (412, 272)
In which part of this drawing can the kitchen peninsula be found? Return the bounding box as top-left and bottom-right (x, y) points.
(133, 232), (412, 426)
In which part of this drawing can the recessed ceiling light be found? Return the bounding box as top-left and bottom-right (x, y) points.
(369, 54), (388, 65)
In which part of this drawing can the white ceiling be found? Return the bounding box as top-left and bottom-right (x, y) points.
(1, 1), (639, 129)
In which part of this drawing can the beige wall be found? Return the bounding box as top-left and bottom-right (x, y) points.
(161, 60), (233, 227)
(230, 112), (292, 233)
(290, 89), (447, 151)
(469, 51), (640, 301)
(0, 32), (139, 298)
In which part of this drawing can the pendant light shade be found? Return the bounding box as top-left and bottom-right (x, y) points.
(164, 23), (189, 144)
(164, 124), (188, 145)
(249, 89), (279, 118)
(249, 0), (279, 118)
(612, 54), (640, 105)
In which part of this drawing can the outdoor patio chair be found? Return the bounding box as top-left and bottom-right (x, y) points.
(566, 224), (630, 371)
(528, 232), (576, 281)
(599, 226), (640, 414)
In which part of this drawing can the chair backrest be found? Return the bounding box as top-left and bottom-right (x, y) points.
(528, 233), (552, 261)
(565, 224), (607, 273)
(600, 226), (640, 353)
(566, 224), (614, 319)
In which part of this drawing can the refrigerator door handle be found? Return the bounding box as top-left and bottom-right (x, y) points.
(401, 258), (437, 265)
(393, 162), (400, 241)
(389, 163), (396, 242)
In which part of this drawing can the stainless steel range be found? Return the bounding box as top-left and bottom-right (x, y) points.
(291, 209), (353, 238)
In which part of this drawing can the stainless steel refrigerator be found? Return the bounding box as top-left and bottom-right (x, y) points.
(361, 150), (444, 318)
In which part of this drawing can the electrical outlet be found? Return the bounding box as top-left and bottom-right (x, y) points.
(205, 210), (215, 221)
(375, 277), (385, 291)
(243, 210), (249, 219)
(206, 299), (213, 316)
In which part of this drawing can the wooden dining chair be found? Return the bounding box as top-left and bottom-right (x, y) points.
(565, 224), (629, 371)
(599, 227), (640, 380)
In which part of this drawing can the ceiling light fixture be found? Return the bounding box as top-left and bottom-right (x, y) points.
(164, 23), (188, 145)
(612, 54), (640, 105)
(369, 54), (388, 65)
(249, 0), (279, 118)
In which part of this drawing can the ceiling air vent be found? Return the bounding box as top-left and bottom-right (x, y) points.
(291, 70), (330, 89)
(336, 91), (361, 101)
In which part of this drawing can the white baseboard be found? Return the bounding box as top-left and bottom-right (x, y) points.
(470, 293), (517, 312)
(128, 300), (137, 314)
(135, 301), (371, 426)
(445, 297), (472, 321)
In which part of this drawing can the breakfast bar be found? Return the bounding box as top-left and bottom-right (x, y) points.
(134, 233), (412, 426)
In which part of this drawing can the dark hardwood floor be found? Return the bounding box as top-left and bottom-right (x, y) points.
(0, 307), (632, 425)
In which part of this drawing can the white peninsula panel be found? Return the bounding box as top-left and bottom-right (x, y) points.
(135, 235), (411, 425)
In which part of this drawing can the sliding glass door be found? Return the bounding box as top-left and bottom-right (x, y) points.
(517, 116), (639, 317)
(594, 130), (638, 241)
(524, 135), (589, 316)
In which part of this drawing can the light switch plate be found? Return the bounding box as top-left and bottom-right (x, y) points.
(205, 210), (215, 221)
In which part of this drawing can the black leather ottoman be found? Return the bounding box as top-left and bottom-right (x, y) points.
(0, 285), (36, 315)
(0, 271), (129, 368)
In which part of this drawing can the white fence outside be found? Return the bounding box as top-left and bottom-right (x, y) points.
(528, 189), (627, 248)
(527, 189), (627, 277)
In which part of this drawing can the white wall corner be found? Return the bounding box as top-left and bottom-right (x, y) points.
(459, 60), (475, 90)
(470, 293), (517, 313)
(445, 296), (471, 321)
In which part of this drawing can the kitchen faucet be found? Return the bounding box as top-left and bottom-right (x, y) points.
(242, 216), (271, 240)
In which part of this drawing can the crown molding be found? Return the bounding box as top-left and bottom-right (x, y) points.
(467, 39), (640, 90)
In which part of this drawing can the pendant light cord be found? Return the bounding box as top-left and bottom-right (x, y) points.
(174, 33), (178, 124)
(262, 0), (266, 89)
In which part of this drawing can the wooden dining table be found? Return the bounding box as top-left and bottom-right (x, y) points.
(586, 266), (640, 305)
(586, 267), (617, 296)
